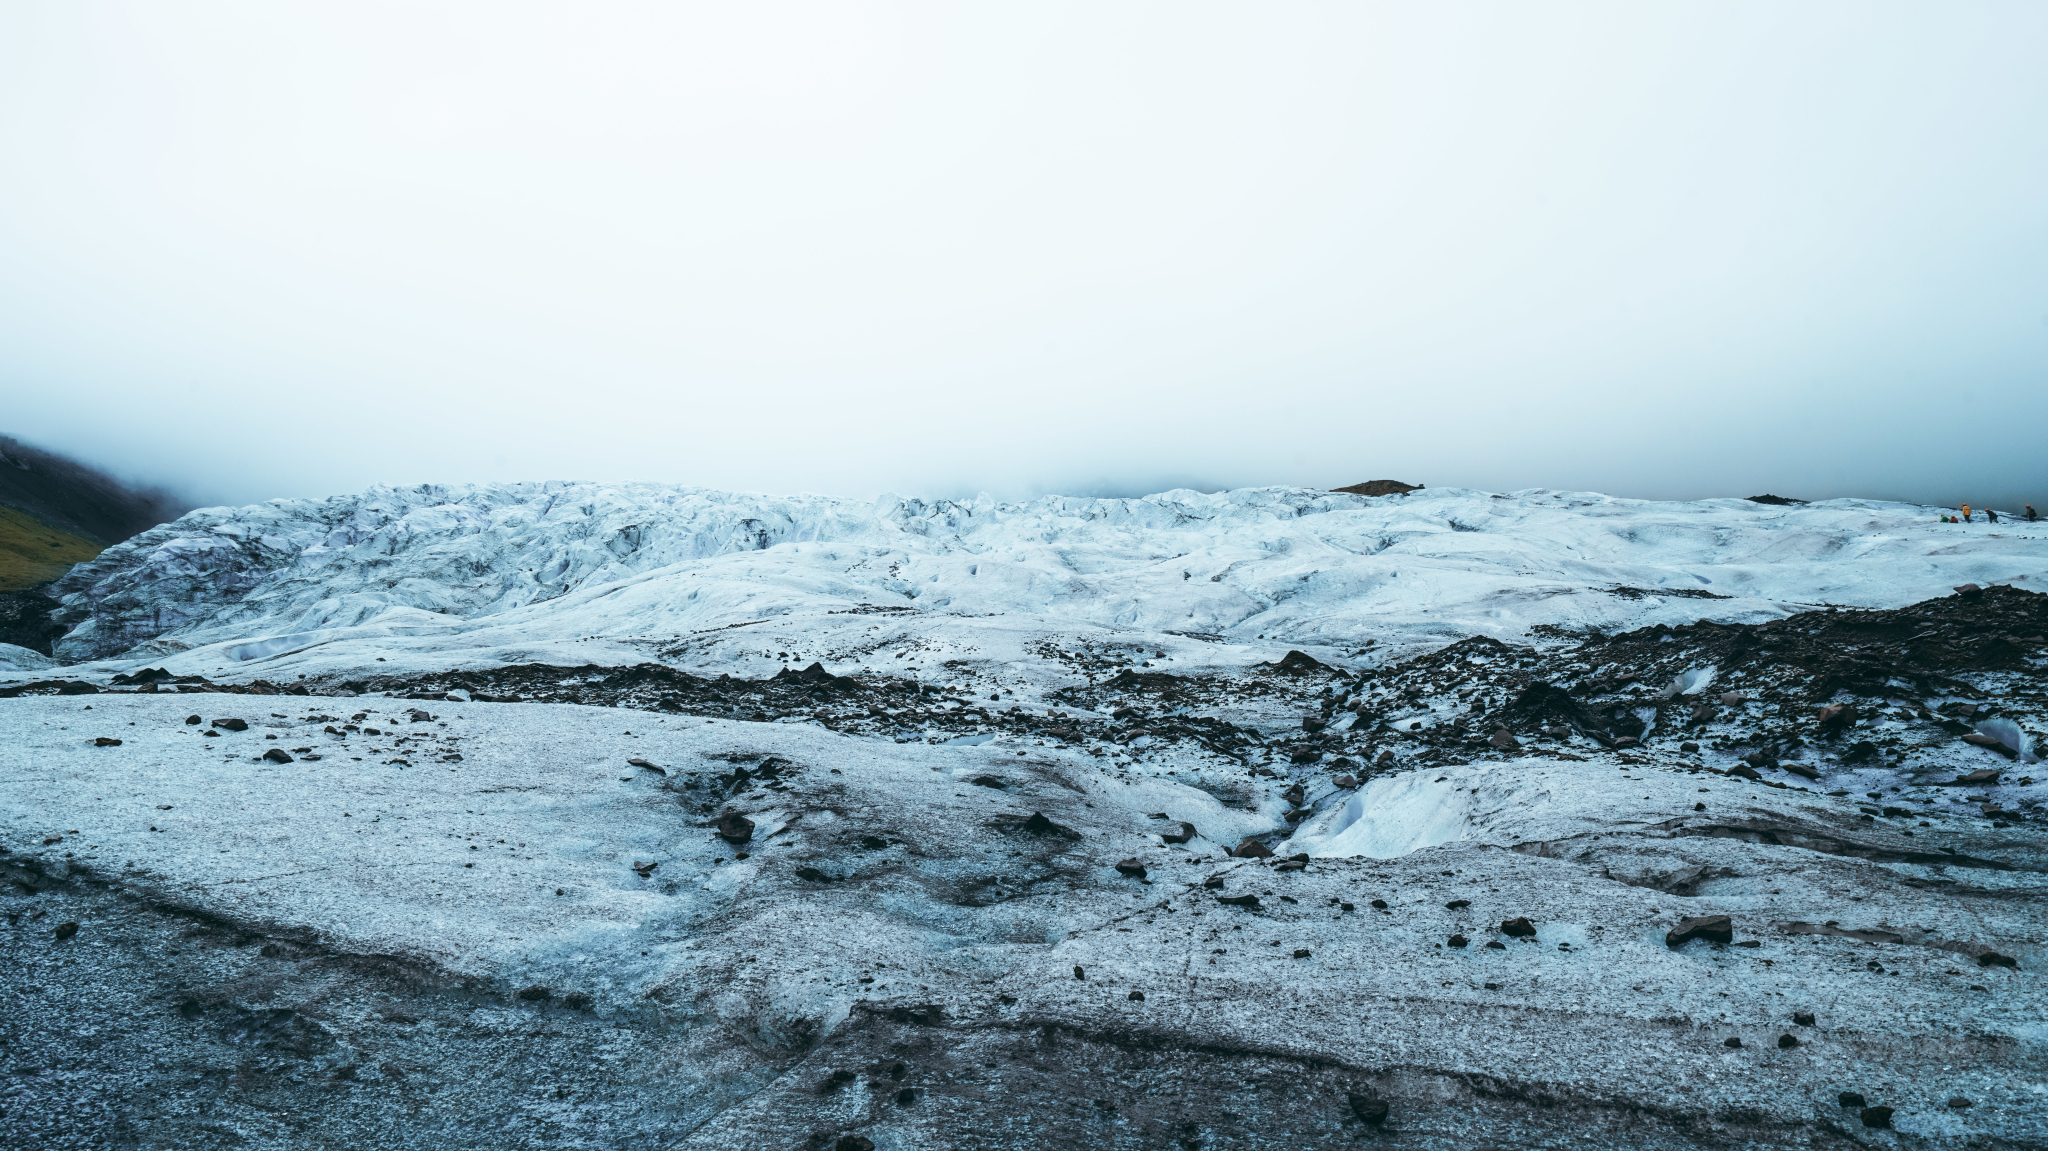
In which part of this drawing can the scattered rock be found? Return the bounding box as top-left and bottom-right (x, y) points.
(1499, 917), (1536, 938)
(515, 985), (551, 1002)
(1485, 941), (1506, 950)
(1369, 899), (1388, 910)
(1961, 732), (2018, 759)
(1793, 1012), (1815, 1026)
(1952, 768), (2002, 785)
(715, 813), (755, 843)
(92, 737), (121, 747)
(1216, 894), (1260, 908)
(261, 748), (293, 763)
(1073, 965), (1086, 981)
(1293, 949), (1311, 959)
(970, 775), (1008, 789)
(1332, 774), (1358, 789)
(1114, 859), (1148, 880)
(212, 718), (248, 732)
(1160, 821), (1199, 845)
(1680, 741), (1700, 753)
(1720, 691), (1748, 706)
(794, 867), (835, 883)
(1838, 1092), (1866, 1109)
(1746, 494), (1805, 506)
(407, 708), (433, 723)
(1815, 703), (1856, 731)
(1724, 1037), (1742, 1048)
(1666, 915), (1733, 947)
(53, 921), (78, 940)
(560, 992), (592, 1011)
(1203, 876), (1226, 890)
(1232, 838), (1275, 859)
(1977, 951), (2018, 969)
(1860, 1105), (1894, 1129)
(1447, 934), (1469, 948)
(1777, 1034), (1798, 1049)
(1948, 1097), (1973, 1110)
(630, 861), (658, 877)
(1953, 583), (1983, 598)
(626, 757), (665, 774)
(1128, 990), (1144, 1001)
(1301, 716), (1327, 733)
(1488, 728), (1519, 751)
(184, 715), (201, 724)
(833, 1137), (875, 1151)
(1445, 899), (1470, 910)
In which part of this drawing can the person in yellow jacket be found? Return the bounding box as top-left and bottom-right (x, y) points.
(1961, 503), (1972, 523)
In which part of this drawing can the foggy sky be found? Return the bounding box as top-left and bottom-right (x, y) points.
(3, 2), (2046, 514)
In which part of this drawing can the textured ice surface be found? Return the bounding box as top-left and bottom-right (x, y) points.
(4, 483), (2047, 1149)
(38, 481), (2048, 677)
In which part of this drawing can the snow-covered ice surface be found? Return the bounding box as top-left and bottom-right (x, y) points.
(4, 483), (2048, 1150)
(34, 481), (2048, 681)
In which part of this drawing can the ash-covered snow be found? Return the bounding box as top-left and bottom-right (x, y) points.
(4, 482), (2047, 1149)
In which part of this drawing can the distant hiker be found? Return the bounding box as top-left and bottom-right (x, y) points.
(1961, 504), (1972, 523)
(1987, 507), (2000, 524)
(2029, 505), (2039, 522)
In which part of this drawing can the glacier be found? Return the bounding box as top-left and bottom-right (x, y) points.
(2, 481), (2045, 1150)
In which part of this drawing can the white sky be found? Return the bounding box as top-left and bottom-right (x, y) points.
(3, 2), (2046, 510)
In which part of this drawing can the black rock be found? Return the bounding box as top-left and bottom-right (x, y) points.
(794, 867), (834, 883)
(1073, 965), (1086, 981)
(1232, 838), (1275, 859)
(515, 985), (550, 1002)
(561, 992), (593, 1011)
(1860, 1106), (1894, 1129)
(1445, 899), (1470, 910)
(1293, 949), (1311, 959)
(1948, 1096), (1973, 1109)
(1160, 821), (1199, 845)
(1128, 990), (1144, 1001)
(53, 921), (78, 940)
(1017, 812), (1080, 839)
(1793, 1012), (1815, 1026)
(715, 813), (755, 843)
(261, 748), (293, 763)
(970, 775), (1008, 789)
(1485, 941), (1506, 950)
(1777, 1034), (1798, 1049)
(1114, 859), (1148, 880)
(1838, 1091), (1866, 1108)
(1500, 916), (1536, 938)
(818, 1069), (855, 1094)
(834, 1137), (875, 1151)
(1447, 934), (1469, 948)
(1347, 1093), (1389, 1125)
(93, 737), (122, 747)
(184, 715), (202, 725)
(212, 718), (248, 732)
(1724, 1037), (1742, 1048)
(1370, 899), (1389, 910)
(1978, 951), (2018, 969)
(1666, 915), (1733, 947)
(1216, 894), (1260, 908)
